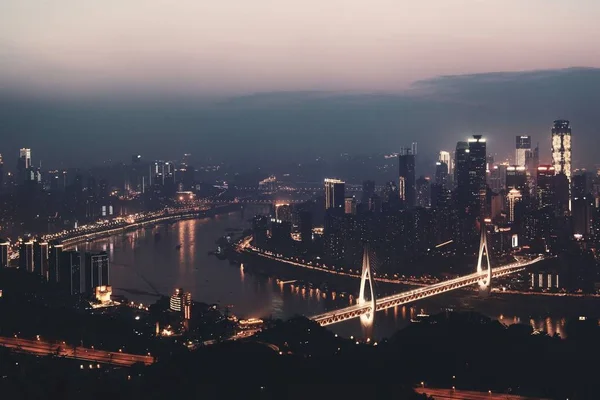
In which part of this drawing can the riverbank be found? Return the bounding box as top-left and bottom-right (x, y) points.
(60, 204), (242, 249)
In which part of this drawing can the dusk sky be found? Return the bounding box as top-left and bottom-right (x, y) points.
(1, 1), (600, 170)
(2, 0), (600, 95)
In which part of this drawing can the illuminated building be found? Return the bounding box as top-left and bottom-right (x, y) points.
(537, 165), (556, 209)
(324, 178), (345, 210)
(170, 288), (192, 319)
(468, 135), (487, 217)
(506, 166), (527, 192)
(258, 175), (277, 191)
(18, 239), (34, 272)
(506, 189), (522, 223)
(95, 285), (113, 304)
(515, 136), (531, 167)
(0, 239), (9, 268)
(439, 151), (452, 176)
(398, 144), (416, 209)
(488, 164), (507, 193)
(48, 242), (63, 283)
(85, 252), (110, 293)
(435, 162), (448, 188)
(551, 120), (572, 181)
(572, 172), (594, 236)
(60, 251), (81, 296)
(344, 197), (357, 215)
(454, 141), (470, 211)
(274, 203), (292, 222)
(298, 210), (313, 247)
(33, 240), (49, 279)
(416, 176), (431, 208)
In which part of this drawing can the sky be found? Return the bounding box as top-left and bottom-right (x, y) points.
(1, 1), (600, 170)
(2, 0), (600, 96)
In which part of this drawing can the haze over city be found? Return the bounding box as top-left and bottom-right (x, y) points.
(2, 1), (600, 168)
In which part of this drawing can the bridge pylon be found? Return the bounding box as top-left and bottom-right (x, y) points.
(477, 218), (492, 294)
(358, 245), (376, 326)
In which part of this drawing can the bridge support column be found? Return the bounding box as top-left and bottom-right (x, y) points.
(477, 219), (492, 295)
(358, 246), (376, 327)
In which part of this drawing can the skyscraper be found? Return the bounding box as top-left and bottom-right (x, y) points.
(398, 145), (416, 209)
(85, 252), (110, 293)
(48, 241), (63, 283)
(18, 239), (34, 272)
(439, 151), (452, 176)
(435, 162), (449, 188)
(536, 165), (556, 209)
(506, 166), (527, 192)
(454, 141), (471, 213)
(0, 154), (4, 192)
(416, 176), (431, 208)
(324, 178), (345, 210)
(515, 136), (532, 167)
(33, 240), (49, 279)
(17, 148), (32, 182)
(551, 120), (572, 181)
(361, 180), (375, 204)
(0, 239), (9, 268)
(60, 251), (81, 296)
(468, 135), (487, 217)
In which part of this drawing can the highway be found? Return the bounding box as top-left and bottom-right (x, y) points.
(0, 336), (154, 367)
(417, 387), (549, 399)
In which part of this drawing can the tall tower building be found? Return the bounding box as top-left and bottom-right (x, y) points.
(536, 165), (556, 209)
(85, 252), (110, 293)
(18, 239), (35, 272)
(551, 120), (572, 181)
(454, 141), (471, 212)
(515, 136), (532, 167)
(60, 251), (81, 296)
(324, 178), (345, 210)
(439, 151), (452, 176)
(399, 146), (416, 209)
(468, 135), (487, 218)
(17, 148), (32, 182)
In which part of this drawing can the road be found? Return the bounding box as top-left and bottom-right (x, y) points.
(417, 387), (549, 400)
(0, 336), (154, 367)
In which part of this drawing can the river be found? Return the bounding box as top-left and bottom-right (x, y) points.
(77, 206), (600, 340)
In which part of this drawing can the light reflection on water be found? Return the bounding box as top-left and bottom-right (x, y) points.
(81, 206), (596, 340)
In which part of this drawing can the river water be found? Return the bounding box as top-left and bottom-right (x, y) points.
(78, 206), (600, 340)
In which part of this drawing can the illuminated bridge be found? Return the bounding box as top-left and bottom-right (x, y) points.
(309, 222), (545, 326)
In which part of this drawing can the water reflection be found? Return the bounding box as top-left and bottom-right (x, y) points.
(80, 206), (597, 341)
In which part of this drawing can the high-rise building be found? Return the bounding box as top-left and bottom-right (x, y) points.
(537, 165), (556, 209)
(515, 136), (532, 167)
(507, 189), (523, 223)
(454, 141), (470, 212)
(416, 176), (431, 208)
(274, 203), (292, 222)
(435, 162), (449, 188)
(399, 146), (416, 209)
(439, 151), (452, 176)
(488, 164), (508, 193)
(170, 288), (192, 319)
(0, 239), (9, 268)
(18, 239), (35, 272)
(344, 197), (357, 215)
(85, 252), (110, 293)
(17, 148), (32, 182)
(0, 154), (4, 192)
(468, 135), (487, 217)
(59, 251), (81, 296)
(506, 166), (527, 192)
(551, 120), (572, 181)
(48, 242), (63, 283)
(324, 178), (345, 210)
(33, 240), (49, 279)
